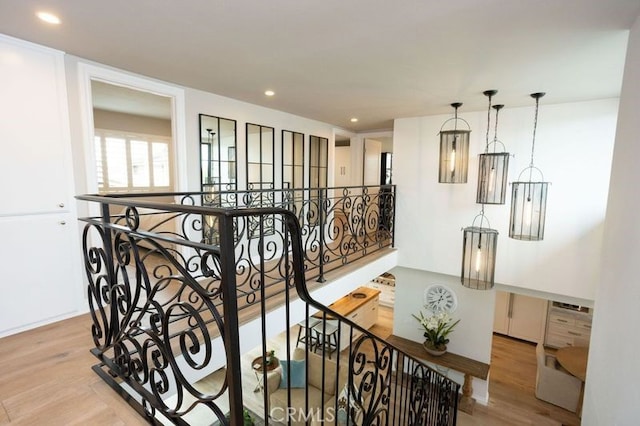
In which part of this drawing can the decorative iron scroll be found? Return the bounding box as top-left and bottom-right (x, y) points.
(341, 332), (458, 426)
(82, 205), (229, 423)
(76, 189), (459, 426)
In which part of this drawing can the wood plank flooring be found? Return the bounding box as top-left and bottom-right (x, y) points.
(0, 305), (580, 425)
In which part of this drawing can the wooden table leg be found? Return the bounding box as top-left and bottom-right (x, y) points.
(458, 373), (476, 415)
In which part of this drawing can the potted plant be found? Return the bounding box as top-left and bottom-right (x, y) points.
(412, 310), (460, 356)
(225, 408), (255, 426)
(242, 409), (255, 426)
(265, 349), (276, 366)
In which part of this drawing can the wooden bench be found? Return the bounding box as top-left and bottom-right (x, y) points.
(387, 334), (490, 415)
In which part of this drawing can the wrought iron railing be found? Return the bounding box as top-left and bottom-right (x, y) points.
(76, 189), (459, 425)
(201, 185), (396, 283)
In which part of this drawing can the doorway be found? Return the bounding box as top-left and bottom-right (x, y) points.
(78, 63), (186, 201)
(91, 80), (174, 195)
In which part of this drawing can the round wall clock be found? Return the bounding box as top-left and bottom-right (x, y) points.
(424, 284), (458, 313)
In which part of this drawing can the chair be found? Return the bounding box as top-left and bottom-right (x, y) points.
(296, 317), (322, 349)
(311, 319), (339, 359)
(534, 342), (582, 412)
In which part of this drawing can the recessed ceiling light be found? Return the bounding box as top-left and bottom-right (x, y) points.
(264, 90), (275, 96)
(37, 11), (61, 25)
(350, 118), (358, 123)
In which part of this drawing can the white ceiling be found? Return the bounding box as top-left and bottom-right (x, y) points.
(1, 0), (639, 131)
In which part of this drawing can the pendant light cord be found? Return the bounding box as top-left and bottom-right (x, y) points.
(530, 96), (539, 168)
(485, 94), (492, 153)
(454, 104), (459, 132)
(493, 107), (500, 151)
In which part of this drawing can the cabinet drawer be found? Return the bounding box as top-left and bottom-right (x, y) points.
(347, 310), (360, 321)
(576, 319), (592, 331)
(546, 333), (574, 348)
(549, 313), (575, 326)
(548, 323), (589, 338)
(368, 282), (382, 290)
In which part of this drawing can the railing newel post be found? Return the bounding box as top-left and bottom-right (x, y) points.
(219, 212), (244, 426)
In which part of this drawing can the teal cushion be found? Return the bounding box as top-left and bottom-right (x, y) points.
(279, 359), (306, 388)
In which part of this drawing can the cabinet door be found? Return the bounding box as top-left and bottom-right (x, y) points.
(493, 291), (511, 335)
(0, 214), (83, 336)
(508, 294), (548, 343)
(363, 296), (379, 328)
(334, 146), (351, 187)
(0, 36), (72, 216)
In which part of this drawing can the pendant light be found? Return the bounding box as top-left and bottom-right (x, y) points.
(509, 92), (549, 241)
(477, 90), (510, 204)
(438, 102), (471, 183)
(461, 208), (498, 290)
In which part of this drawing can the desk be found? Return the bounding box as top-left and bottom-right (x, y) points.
(555, 346), (588, 381)
(387, 334), (489, 415)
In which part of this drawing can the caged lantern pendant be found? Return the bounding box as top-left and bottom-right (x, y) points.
(439, 102), (471, 183)
(477, 89), (510, 205)
(509, 92), (550, 241)
(461, 209), (498, 290)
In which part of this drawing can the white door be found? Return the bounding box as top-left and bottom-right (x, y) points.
(363, 139), (381, 186)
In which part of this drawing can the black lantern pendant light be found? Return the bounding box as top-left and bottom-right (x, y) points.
(461, 209), (498, 290)
(509, 92), (550, 241)
(477, 90), (510, 204)
(439, 102), (471, 183)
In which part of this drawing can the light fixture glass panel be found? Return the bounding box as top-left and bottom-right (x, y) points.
(439, 129), (470, 183)
(509, 182), (548, 241)
(461, 226), (498, 290)
(477, 152), (509, 204)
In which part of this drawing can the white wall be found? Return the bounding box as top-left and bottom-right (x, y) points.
(582, 15), (640, 426)
(391, 266), (494, 403)
(393, 99), (618, 301)
(93, 108), (172, 136)
(185, 87), (337, 192)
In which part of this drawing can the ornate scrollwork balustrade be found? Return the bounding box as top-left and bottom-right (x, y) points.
(76, 190), (458, 425)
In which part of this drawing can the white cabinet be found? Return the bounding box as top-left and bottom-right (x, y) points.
(365, 276), (395, 307)
(338, 295), (380, 351)
(545, 303), (593, 348)
(0, 36), (83, 337)
(0, 36), (73, 216)
(0, 215), (82, 333)
(493, 291), (548, 343)
(334, 146), (351, 187)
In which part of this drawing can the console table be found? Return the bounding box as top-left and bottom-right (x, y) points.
(387, 334), (490, 415)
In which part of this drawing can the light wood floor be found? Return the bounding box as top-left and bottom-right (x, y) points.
(0, 305), (580, 425)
